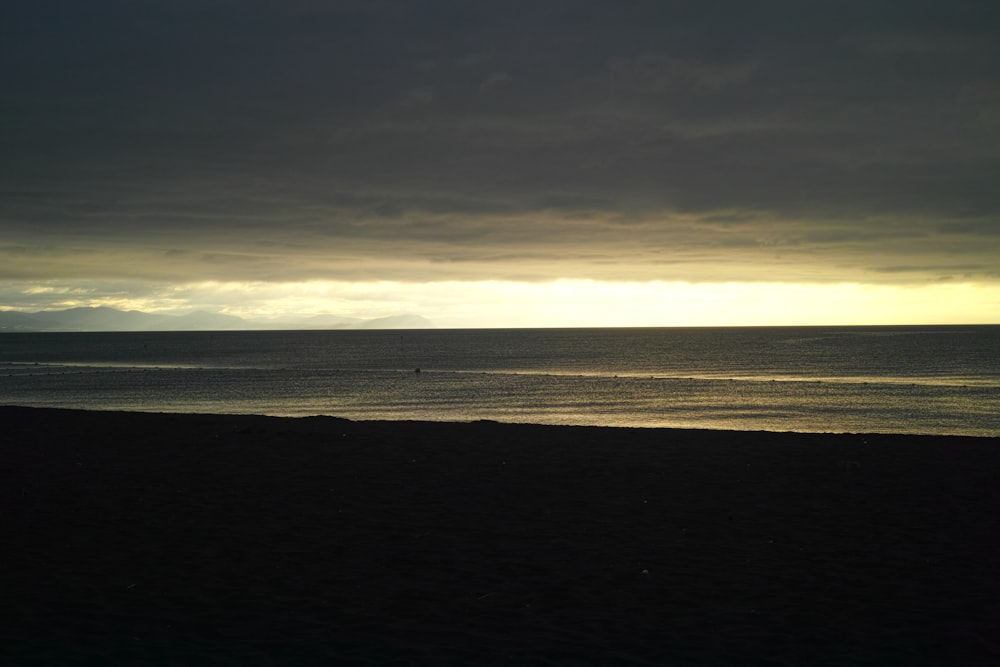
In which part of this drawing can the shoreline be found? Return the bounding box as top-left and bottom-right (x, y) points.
(4, 406), (999, 665)
(5, 404), (1000, 440)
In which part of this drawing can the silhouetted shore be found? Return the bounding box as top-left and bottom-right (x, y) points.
(3, 406), (999, 665)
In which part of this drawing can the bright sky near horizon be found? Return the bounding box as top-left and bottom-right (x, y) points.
(2, 1), (999, 327)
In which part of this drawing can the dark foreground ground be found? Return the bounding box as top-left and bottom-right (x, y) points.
(2, 406), (999, 665)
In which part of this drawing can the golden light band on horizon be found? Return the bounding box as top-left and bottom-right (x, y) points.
(11, 279), (997, 329)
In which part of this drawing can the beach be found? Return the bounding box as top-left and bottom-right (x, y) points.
(3, 406), (999, 665)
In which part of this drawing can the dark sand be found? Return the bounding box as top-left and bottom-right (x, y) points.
(3, 406), (999, 665)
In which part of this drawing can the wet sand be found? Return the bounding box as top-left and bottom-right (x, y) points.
(3, 406), (999, 665)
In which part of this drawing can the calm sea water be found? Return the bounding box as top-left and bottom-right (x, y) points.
(2, 326), (998, 436)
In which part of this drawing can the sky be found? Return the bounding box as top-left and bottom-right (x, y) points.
(2, 0), (999, 327)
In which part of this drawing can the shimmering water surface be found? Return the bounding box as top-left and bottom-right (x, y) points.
(2, 326), (998, 436)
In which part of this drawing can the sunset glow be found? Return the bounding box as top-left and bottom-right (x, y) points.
(5, 279), (996, 329)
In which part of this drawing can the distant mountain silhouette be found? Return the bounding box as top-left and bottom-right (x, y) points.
(0, 307), (435, 332)
(357, 314), (438, 329)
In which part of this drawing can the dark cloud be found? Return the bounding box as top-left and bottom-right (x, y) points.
(2, 0), (999, 288)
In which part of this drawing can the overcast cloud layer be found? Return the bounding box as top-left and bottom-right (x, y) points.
(3, 0), (1000, 310)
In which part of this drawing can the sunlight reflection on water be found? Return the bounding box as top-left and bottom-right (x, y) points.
(2, 327), (998, 436)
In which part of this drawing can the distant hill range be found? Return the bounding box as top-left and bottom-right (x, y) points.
(0, 307), (435, 332)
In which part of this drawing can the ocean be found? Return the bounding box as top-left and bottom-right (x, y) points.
(2, 326), (998, 436)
